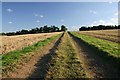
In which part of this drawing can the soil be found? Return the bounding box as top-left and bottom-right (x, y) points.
(69, 32), (119, 78)
(2, 32), (119, 78)
(3, 33), (63, 78)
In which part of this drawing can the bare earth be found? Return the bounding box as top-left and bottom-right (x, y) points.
(2, 31), (119, 78)
(69, 33), (119, 78)
(1, 32), (62, 54)
(3, 33), (62, 78)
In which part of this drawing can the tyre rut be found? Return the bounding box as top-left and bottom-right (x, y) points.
(68, 32), (119, 78)
(27, 33), (64, 78)
(4, 33), (64, 78)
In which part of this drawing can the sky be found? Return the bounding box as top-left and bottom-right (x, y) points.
(2, 2), (118, 32)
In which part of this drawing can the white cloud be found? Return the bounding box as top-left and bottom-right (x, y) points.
(34, 13), (38, 17)
(108, 1), (113, 4)
(34, 13), (44, 18)
(90, 10), (97, 14)
(89, 17), (118, 26)
(89, 11), (118, 26)
(70, 26), (79, 31)
(40, 15), (44, 18)
(8, 21), (13, 24)
(36, 20), (40, 23)
(7, 8), (13, 12)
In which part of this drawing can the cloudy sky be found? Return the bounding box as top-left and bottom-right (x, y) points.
(2, 2), (118, 32)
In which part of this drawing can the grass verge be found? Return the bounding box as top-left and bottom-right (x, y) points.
(46, 32), (86, 78)
(71, 32), (120, 58)
(70, 32), (120, 64)
(2, 33), (62, 76)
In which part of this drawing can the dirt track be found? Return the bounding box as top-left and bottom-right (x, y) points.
(3, 32), (119, 78)
(69, 32), (119, 78)
(3, 33), (63, 78)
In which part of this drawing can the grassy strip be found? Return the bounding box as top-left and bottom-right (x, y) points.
(2, 33), (62, 76)
(46, 32), (86, 78)
(70, 32), (120, 63)
(70, 32), (120, 70)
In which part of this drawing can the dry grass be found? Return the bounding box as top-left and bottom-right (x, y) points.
(80, 29), (118, 36)
(2, 33), (62, 77)
(79, 29), (119, 43)
(1, 32), (62, 54)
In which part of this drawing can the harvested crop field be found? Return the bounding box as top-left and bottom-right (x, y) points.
(2, 2), (120, 79)
(2, 33), (63, 78)
(2, 30), (119, 79)
(79, 29), (119, 43)
(1, 32), (62, 54)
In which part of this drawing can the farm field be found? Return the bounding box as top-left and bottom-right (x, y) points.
(2, 2), (120, 79)
(1, 32), (62, 54)
(2, 30), (119, 78)
(79, 29), (119, 43)
(2, 33), (63, 77)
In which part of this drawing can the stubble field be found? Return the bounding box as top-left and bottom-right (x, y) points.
(1, 32), (62, 54)
(79, 29), (119, 43)
(1, 29), (119, 79)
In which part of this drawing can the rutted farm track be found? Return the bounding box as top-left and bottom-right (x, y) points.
(2, 32), (119, 78)
(69, 32), (119, 78)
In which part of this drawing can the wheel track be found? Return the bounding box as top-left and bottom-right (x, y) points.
(68, 32), (119, 78)
(3, 32), (119, 79)
(3, 33), (64, 78)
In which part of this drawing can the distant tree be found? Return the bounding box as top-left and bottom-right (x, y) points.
(43, 25), (49, 33)
(39, 27), (43, 33)
(79, 26), (88, 31)
(35, 27), (40, 33)
(98, 25), (105, 30)
(79, 25), (119, 31)
(29, 29), (35, 34)
(50, 25), (60, 32)
(118, 25), (120, 29)
(1, 33), (6, 35)
(87, 27), (91, 30)
(20, 29), (29, 34)
(6, 32), (16, 36)
(16, 31), (21, 35)
(56, 27), (59, 32)
(114, 25), (118, 29)
(61, 25), (67, 31)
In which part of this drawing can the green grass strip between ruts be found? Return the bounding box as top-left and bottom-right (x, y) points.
(46, 32), (86, 78)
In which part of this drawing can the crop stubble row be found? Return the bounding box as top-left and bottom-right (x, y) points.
(79, 29), (119, 43)
(1, 32), (62, 54)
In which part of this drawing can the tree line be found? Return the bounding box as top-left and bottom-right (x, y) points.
(79, 25), (120, 31)
(1, 25), (67, 36)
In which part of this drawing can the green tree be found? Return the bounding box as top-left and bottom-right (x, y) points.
(20, 29), (29, 34)
(61, 25), (67, 31)
(43, 25), (49, 33)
